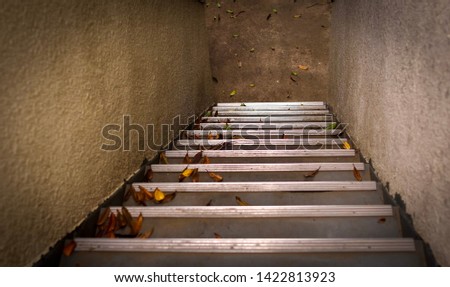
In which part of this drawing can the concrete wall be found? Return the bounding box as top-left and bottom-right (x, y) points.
(205, 0), (330, 103)
(0, 0), (212, 266)
(329, 0), (450, 265)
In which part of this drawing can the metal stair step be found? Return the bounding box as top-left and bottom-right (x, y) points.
(185, 129), (343, 138)
(176, 138), (347, 147)
(202, 116), (333, 122)
(217, 102), (326, 106)
(60, 238), (424, 266)
(132, 181), (377, 193)
(212, 105), (328, 111)
(216, 110), (331, 116)
(200, 122), (336, 129)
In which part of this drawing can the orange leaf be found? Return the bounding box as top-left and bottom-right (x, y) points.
(353, 164), (362, 181)
(63, 240), (77, 257)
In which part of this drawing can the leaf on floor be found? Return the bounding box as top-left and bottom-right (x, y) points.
(233, 34), (239, 38)
(116, 210), (127, 228)
(353, 164), (362, 181)
(207, 170), (223, 182)
(183, 152), (192, 164)
(235, 196), (250, 206)
(124, 185), (135, 201)
(145, 166), (153, 182)
(121, 207), (133, 227)
(214, 233), (222, 239)
(202, 155), (211, 164)
(161, 191), (177, 204)
(159, 152), (169, 164)
(138, 185), (154, 201)
(224, 123), (232, 130)
(343, 141), (351, 150)
(241, 102), (247, 106)
(106, 213), (117, 233)
(204, 110), (212, 117)
(217, 2), (221, 8)
(130, 213), (143, 237)
(304, 166), (321, 178)
(138, 227), (154, 239)
(298, 64), (309, 70)
(153, 187), (165, 202)
(179, 167), (195, 182)
(63, 240), (77, 257)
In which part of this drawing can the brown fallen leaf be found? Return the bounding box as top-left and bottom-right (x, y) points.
(159, 152), (169, 164)
(214, 232), (222, 239)
(104, 231), (116, 238)
(160, 191), (177, 204)
(353, 164), (362, 181)
(106, 213), (117, 233)
(63, 240), (77, 257)
(202, 155), (211, 164)
(138, 185), (154, 201)
(304, 166), (321, 178)
(192, 151), (203, 163)
(378, 217), (386, 224)
(145, 166), (153, 182)
(124, 185), (135, 201)
(97, 207), (111, 226)
(192, 168), (200, 182)
(116, 210), (127, 228)
(121, 206), (133, 227)
(235, 196), (250, 206)
(130, 212), (144, 236)
(207, 170), (223, 182)
(138, 227), (154, 239)
(183, 152), (192, 164)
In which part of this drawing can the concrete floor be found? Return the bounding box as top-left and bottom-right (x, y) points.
(205, 0), (330, 103)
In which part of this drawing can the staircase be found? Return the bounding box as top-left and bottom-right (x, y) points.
(60, 101), (426, 266)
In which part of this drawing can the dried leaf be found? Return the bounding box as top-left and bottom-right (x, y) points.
(145, 166), (153, 182)
(116, 210), (127, 228)
(63, 240), (77, 257)
(106, 213), (117, 233)
(343, 141), (351, 150)
(192, 168), (200, 182)
(179, 168), (195, 182)
(214, 233), (222, 239)
(291, 71), (299, 76)
(159, 152), (169, 164)
(97, 207), (111, 226)
(230, 90), (237, 96)
(202, 155), (211, 164)
(272, 8), (278, 13)
(266, 13), (272, 20)
(105, 231), (116, 238)
(298, 64), (309, 70)
(217, 2), (221, 8)
(121, 206), (133, 227)
(130, 213), (143, 236)
(353, 164), (362, 181)
(235, 196), (250, 206)
(226, 9), (233, 14)
(378, 217), (386, 224)
(160, 191), (177, 204)
(304, 166), (321, 178)
(326, 122), (337, 130)
(124, 185), (135, 201)
(183, 152), (192, 164)
(207, 170), (223, 182)
(249, 84), (255, 88)
(290, 76), (297, 82)
(250, 48), (255, 53)
(154, 187), (165, 202)
(192, 151), (203, 164)
(138, 185), (154, 201)
(138, 227), (154, 239)
(293, 14), (301, 18)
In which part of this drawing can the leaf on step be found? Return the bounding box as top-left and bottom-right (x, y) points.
(230, 90), (237, 96)
(192, 168), (200, 182)
(63, 240), (77, 257)
(192, 151), (204, 164)
(206, 199), (213, 206)
(343, 141), (351, 150)
(293, 14), (301, 18)
(139, 185), (154, 201)
(138, 227), (154, 239)
(291, 71), (299, 76)
(298, 64), (309, 70)
(304, 166), (321, 178)
(235, 196), (250, 206)
(353, 164), (362, 181)
(160, 191), (177, 204)
(153, 187), (165, 202)
(145, 166), (153, 182)
(97, 207), (111, 226)
(207, 170), (223, 182)
(326, 122), (337, 130)
(116, 210), (127, 228)
(212, 76), (219, 83)
(124, 185), (135, 201)
(130, 213), (143, 237)
(202, 155), (211, 164)
(106, 213), (117, 233)
(378, 217), (386, 224)
(121, 207), (133, 226)
(159, 152), (169, 164)
(266, 13), (272, 20)
(179, 167), (195, 182)
(290, 76), (297, 82)
(214, 233), (222, 239)
(183, 152), (192, 164)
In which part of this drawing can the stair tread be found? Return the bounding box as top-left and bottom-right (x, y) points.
(176, 138), (346, 146)
(217, 102), (326, 106)
(202, 116), (333, 122)
(165, 149), (355, 157)
(200, 122), (336, 129)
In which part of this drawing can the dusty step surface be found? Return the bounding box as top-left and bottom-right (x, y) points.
(200, 122), (336, 129)
(184, 129), (343, 138)
(60, 238), (425, 267)
(202, 115), (333, 122)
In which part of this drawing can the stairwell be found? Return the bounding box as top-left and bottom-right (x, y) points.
(60, 101), (426, 266)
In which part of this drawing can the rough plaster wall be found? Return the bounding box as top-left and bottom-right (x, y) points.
(329, 0), (450, 265)
(0, 0), (212, 266)
(205, 0), (330, 102)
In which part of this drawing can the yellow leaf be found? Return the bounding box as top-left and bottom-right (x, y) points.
(249, 83), (255, 87)
(343, 141), (351, 149)
(230, 90), (237, 96)
(298, 65), (309, 70)
(293, 15), (301, 18)
(154, 188), (165, 202)
(179, 168), (195, 182)
(207, 170), (223, 182)
(235, 196), (250, 206)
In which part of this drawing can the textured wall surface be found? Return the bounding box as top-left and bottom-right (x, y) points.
(205, 0), (330, 103)
(0, 0), (212, 266)
(329, 0), (450, 265)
